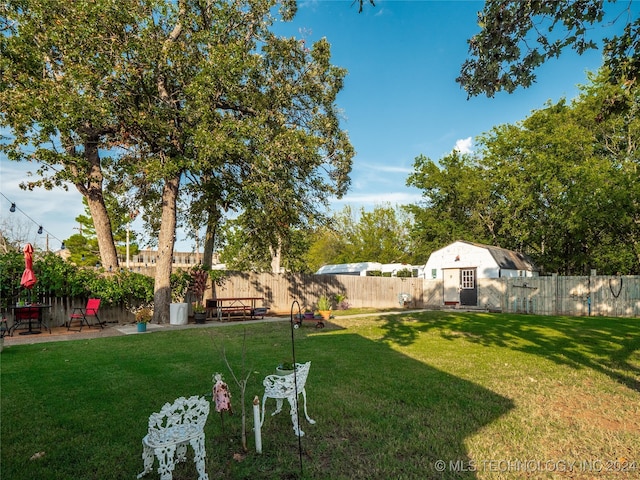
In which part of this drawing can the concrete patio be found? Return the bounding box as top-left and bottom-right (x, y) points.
(2, 316), (288, 347)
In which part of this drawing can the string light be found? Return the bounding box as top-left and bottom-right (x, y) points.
(1, 192), (66, 249)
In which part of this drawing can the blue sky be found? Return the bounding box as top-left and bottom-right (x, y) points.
(1, 0), (637, 252)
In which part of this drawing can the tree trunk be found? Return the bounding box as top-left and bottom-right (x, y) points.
(73, 137), (119, 270)
(202, 208), (220, 270)
(153, 173), (181, 324)
(87, 194), (119, 270)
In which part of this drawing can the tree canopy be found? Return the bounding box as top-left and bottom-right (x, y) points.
(303, 204), (416, 272)
(1, 0), (134, 269)
(408, 67), (640, 274)
(457, 0), (639, 97)
(1, 0), (354, 321)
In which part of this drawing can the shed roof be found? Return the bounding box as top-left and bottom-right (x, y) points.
(461, 241), (536, 271)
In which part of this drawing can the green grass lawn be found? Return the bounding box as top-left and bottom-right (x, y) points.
(1, 311), (639, 479)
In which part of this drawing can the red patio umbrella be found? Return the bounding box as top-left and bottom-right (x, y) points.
(20, 243), (37, 290)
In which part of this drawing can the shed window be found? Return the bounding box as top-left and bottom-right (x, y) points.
(461, 269), (475, 289)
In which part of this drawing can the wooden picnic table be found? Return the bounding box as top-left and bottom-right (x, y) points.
(206, 297), (267, 321)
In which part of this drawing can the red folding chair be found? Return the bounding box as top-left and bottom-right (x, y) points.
(68, 298), (103, 331)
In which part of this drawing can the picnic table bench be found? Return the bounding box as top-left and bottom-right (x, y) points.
(206, 297), (267, 321)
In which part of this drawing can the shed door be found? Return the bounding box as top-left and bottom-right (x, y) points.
(443, 268), (460, 305)
(459, 268), (477, 306)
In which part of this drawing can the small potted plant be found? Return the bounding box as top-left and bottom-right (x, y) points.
(193, 302), (207, 324)
(316, 295), (332, 320)
(303, 307), (314, 320)
(276, 361), (296, 376)
(132, 304), (153, 333)
(190, 265), (209, 324)
(334, 293), (349, 310)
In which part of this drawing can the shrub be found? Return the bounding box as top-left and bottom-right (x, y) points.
(0, 251), (155, 307)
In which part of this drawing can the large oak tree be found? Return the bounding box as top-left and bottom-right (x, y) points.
(1, 0), (142, 269)
(2, 0), (353, 322)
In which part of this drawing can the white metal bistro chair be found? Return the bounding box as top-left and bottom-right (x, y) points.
(261, 361), (315, 436)
(137, 395), (210, 480)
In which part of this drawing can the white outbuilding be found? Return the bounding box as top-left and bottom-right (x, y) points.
(315, 262), (423, 277)
(315, 262), (383, 276)
(424, 240), (538, 306)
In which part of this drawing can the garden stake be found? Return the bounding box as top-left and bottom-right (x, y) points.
(290, 300), (304, 477)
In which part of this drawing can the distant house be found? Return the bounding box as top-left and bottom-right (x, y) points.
(123, 249), (224, 269)
(423, 240), (537, 306)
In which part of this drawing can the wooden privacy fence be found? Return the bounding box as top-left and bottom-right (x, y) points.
(1, 295), (135, 328)
(424, 274), (640, 317)
(210, 272), (425, 314)
(220, 273), (640, 317)
(5, 274), (639, 325)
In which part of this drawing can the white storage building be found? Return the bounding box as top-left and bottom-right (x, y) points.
(315, 262), (383, 276)
(424, 240), (538, 306)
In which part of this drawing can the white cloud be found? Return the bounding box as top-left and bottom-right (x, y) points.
(366, 164), (412, 174)
(331, 190), (422, 209)
(453, 137), (473, 154)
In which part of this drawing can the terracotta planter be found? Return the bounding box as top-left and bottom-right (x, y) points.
(318, 310), (331, 320)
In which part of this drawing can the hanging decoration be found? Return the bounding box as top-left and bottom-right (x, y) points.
(1, 192), (65, 249)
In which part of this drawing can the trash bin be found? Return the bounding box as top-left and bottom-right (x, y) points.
(169, 303), (188, 325)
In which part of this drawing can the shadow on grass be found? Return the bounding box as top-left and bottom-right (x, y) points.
(284, 331), (515, 479)
(376, 311), (640, 392)
(1, 321), (515, 480)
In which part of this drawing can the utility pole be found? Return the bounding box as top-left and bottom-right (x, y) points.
(126, 209), (139, 269)
(195, 229), (201, 265)
(126, 225), (131, 269)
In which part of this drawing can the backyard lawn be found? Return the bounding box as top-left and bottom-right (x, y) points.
(1, 311), (639, 479)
